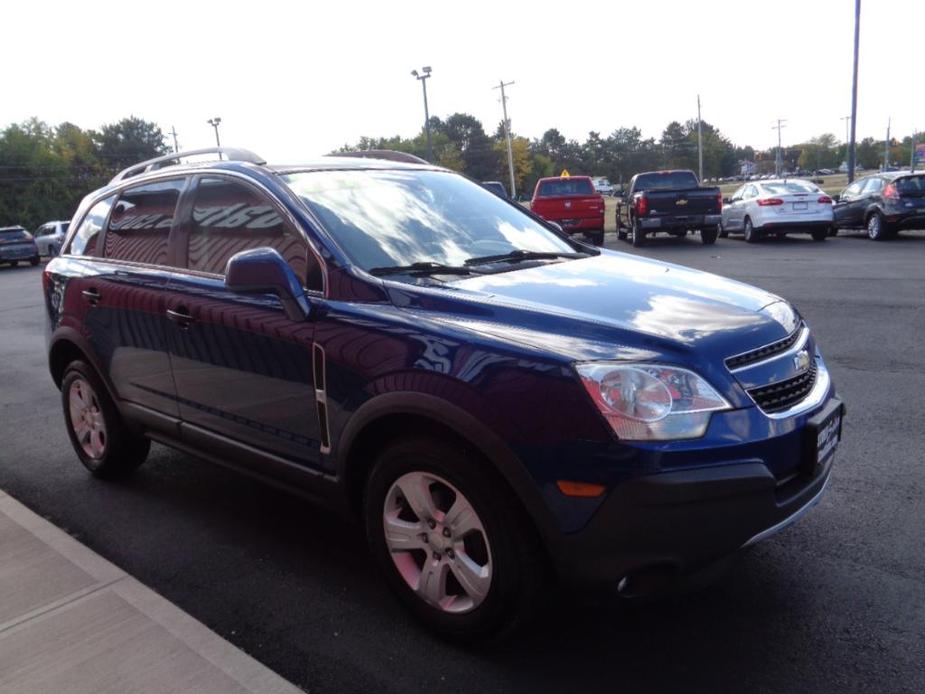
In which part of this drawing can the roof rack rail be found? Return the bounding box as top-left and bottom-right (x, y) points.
(109, 147), (266, 184)
(332, 150), (430, 165)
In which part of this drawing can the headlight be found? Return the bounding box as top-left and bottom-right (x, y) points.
(576, 363), (731, 441)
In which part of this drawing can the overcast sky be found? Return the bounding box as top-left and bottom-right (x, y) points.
(4, 0), (921, 161)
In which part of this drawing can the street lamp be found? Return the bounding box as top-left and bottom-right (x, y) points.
(411, 67), (433, 162)
(207, 117), (222, 152)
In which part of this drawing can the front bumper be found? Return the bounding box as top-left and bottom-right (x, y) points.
(639, 214), (721, 230)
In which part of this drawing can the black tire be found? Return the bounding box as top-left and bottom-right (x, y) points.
(631, 218), (645, 247)
(587, 230), (605, 246)
(10, 260), (18, 267)
(866, 212), (887, 241)
(701, 226), (718, 245)
(718, 221), (729, 238)
(743, 217), (758, 243)
(617, 229), (627, 241)
(61, 360), (150, 478)
(30, 255), (39, 266)
(364, 436), (546, 642)
(811, 228), (827, 242)
(828, 226), (838, 237)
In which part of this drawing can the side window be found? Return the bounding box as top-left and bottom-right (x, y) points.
(863, 177), (884, 195)
(188, 177), (322, 291)
(745, 185), (758, 199)
(731, 186), (745, 201)
(842, 181), (863, 199)
(67, 196), (115, 256)
(105, 179), (185, 265)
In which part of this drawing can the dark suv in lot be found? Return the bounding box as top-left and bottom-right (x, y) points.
(833, 171), (925, 239)
(44, 148), (844, 640)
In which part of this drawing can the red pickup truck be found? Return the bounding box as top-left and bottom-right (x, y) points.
(530, 176), (605, 245)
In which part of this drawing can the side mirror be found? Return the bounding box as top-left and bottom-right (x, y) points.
(548, 221), (564, 233)
(832, 194), (841, 203)
(722, 197), (732, 205)
(224, 247), (310, 321)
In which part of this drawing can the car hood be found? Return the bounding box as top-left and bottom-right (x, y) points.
(385, 250), (798, 363)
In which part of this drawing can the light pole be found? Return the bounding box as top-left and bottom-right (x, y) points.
(848, 0), (861, 182)
(411, 67), (433, 162)
(772, 119), (787, 176)
(697, 95), (703, 181)
(207, 117), (222, 153)
(493, 79), (516, 198)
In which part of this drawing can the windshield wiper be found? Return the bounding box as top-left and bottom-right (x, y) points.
(369, 261), (483, 277)
(464, 250), (588, 266)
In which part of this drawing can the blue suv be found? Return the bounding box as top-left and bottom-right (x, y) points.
(44, 148), (844, 640)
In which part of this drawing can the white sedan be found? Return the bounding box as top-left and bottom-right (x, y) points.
(721, 180), (834, 242)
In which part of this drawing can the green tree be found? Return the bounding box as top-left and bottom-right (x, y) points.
(93, 116), (167, 172)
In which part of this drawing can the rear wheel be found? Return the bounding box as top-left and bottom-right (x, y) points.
(867, 212), (887, 240)
(365, 437), (545, 641)
(743, 217), (758, 243)
(30, 256), (39, 266)
(827, 226), (838, 237)
(701, 226), (718, 245)
(631, 219), (645, 247)
(9, 260), (18, 267)
(811, 228), (828, 242)
(588, 229), (605, 246)
(61, 360), (150, 478)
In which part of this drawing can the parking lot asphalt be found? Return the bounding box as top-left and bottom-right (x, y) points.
(1, 229), (923, 694)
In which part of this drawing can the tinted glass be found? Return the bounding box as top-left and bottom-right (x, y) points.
(105, 179), (184, 264)
(537, 179), (594, 196)
(60, 222), (70, 234)
(896, 175), (925, 196)
(761, 181), (820, 194)
(0, 229), (29, 241)
(283, 169), (574, 271)
(634, 171), (699, 191)
(68, 197), (114, 256)
(188, 177), (319, 289)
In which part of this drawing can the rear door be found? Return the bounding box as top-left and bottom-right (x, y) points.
(85, 178), (186, 416)
(165, 174), (324, 467)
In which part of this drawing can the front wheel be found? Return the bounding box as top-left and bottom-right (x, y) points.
(62, 360), (150, 477)
(365, 437), (545, 641)
(700, 226), (718, 245)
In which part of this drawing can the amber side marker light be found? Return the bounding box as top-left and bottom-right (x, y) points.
(556, 480), (606, 498)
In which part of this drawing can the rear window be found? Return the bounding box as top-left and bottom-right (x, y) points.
(761, 181), (820, 194)
(896, 175), (925, 196)
(537, 179), (594, 196)
(0, 229), (28, 241)
(634, 171), (699, 191)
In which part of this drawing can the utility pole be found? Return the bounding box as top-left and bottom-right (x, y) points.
(883, 116), (891, 170)
(169, 126), (179, 154)
(772, 119), (787, 176)
(841, 115), (851, 167)
(411, 67), (433, 162)
(207, 117), (222, 158)
(913, 127), (918, 173)
(848, 0), (861, 182)
(697, 95), (704, 182)
(493, 80), (517, 198)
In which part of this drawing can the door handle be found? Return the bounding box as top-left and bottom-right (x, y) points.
(81, 288), (101, 305)
(166, 307), (194, 328)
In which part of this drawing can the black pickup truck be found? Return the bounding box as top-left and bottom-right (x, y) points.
(615, 170), (723, 246)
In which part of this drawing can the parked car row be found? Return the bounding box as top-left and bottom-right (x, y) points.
(0, 226), (40, 266)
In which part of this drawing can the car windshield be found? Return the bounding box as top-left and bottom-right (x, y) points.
(634, 171), (699, 191)
(761, 181), (820, 194)
(0, 229), (28, 241)
(283, 169), (575, 272)
(537, 179), (594, 196)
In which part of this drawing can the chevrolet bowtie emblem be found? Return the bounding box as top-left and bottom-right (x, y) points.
(676, 199), (689, 206)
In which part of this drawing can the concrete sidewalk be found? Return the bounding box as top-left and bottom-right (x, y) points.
(0, 489), (303, 694)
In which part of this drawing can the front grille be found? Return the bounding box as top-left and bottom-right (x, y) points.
(726, 325), (803, 370)
(747, 364), (817, 413)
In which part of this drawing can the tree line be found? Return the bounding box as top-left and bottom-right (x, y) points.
(2, 114), (921, 228)
(340, 115), (923, 197)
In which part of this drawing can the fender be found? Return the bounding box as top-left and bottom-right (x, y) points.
(335, 391), (561, 544)
(47, 327), (116, 400)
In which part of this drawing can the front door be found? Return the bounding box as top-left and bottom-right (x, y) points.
(165, 175), (324, 466)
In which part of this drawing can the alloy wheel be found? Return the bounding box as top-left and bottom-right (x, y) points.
(68, 377), (107, 459)
(383, 471), (492, 614)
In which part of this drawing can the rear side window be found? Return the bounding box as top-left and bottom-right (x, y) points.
(187, 177), (321, 290)
(68, 197), (114, 256)
(105, 179), (185, 265)
(537, 179), (594, 196)
(863, 177), (884, 195)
